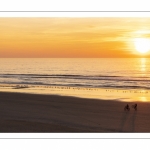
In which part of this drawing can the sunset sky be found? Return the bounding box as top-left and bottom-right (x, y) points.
(0, 17), (150, 58)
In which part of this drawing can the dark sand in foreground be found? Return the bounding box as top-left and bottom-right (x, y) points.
(0, 92), (150, 132)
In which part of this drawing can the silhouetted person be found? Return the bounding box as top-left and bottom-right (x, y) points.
(132, 104), (137, 111)
(124, 104), (130, 111)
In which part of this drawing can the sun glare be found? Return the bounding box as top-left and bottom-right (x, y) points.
(134, 38), (150, 54)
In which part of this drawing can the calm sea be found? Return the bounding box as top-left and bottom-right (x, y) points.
(0, 58), (149, 90)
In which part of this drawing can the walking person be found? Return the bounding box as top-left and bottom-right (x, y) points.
(124, 104), (130, 111)
(132, 103), (137, 111)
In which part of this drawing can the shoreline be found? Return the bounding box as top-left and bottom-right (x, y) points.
(0, 91), (150, 132)
(1, 84), (150, 102)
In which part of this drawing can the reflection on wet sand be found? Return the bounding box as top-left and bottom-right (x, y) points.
(0, 84), (150, 102)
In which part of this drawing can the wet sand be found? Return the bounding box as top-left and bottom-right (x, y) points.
(0, 92), (150, 132)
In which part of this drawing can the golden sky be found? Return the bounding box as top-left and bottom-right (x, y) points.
(0, 18), (150, 58)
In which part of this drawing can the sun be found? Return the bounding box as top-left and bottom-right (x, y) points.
(134, 38), (150, 54)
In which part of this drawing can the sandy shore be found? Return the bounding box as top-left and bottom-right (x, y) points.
(0, 92), (150, 132)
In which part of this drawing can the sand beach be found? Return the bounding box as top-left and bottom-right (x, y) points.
(0, 91), (150, 132)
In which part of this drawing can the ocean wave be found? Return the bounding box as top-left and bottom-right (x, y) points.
(0, 73), (150, 90)
(0, 73), (150, 82)
(0, 82), (150, 90)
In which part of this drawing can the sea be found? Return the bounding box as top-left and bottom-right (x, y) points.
(0, 58), (150, 102)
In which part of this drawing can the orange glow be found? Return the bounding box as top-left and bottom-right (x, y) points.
(1, 18), (150, 58)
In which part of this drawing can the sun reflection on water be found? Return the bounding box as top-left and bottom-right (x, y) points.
(140, 96), (147, 102)
(140, 58), (146, 72)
